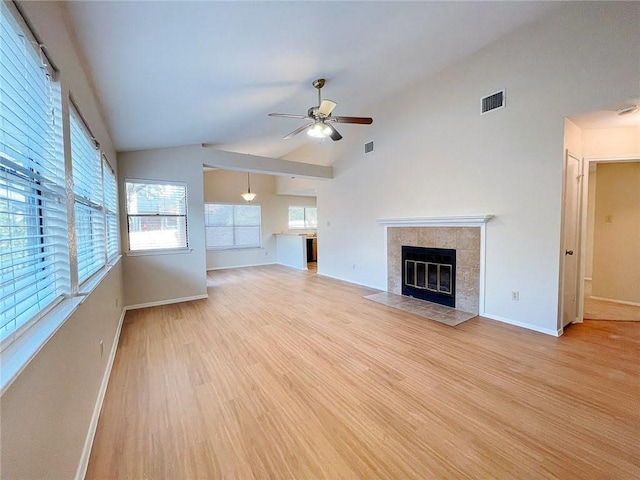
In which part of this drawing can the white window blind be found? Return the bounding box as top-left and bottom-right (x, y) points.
(0, 2), (68, 341)
(125, 180), (187, 251)
(103, 158), (118, 260)
(70, 106), (105, 283)
(288, 206), (317, 229)
(205, 203), (261, 250)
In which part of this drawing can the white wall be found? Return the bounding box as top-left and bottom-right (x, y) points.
(584, 127), (640, 158)
(118, 145), (208, 307)
(0, 2), (124, 479)
(204, 170), (316, 269)
(285, 2), (640, 335)
(564, 119), (583, 158)
(1, 264), (124, 480)
(275, 175), (322, 196)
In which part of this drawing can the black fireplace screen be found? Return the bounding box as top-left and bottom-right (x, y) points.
(402, 246), (456, 307)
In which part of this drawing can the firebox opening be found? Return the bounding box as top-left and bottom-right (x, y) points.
(402, 246), (456, 307)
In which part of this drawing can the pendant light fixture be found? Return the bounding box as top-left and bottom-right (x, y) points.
(241, 172), (256, 202)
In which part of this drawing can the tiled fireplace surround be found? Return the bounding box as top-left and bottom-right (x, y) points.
(386, 226), (481, 314)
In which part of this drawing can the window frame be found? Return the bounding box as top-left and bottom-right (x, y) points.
(125, 178), (189, 254)
(0, 0), (68, 347)
(288, 205), (318, 230)
(102, 156), (119, 261)
(204, 202), (262, 251)
(0, 1), (125, 392)
(70, 103), (106, 285)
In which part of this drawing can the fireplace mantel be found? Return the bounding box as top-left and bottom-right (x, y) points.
(377, 215), (494, 227)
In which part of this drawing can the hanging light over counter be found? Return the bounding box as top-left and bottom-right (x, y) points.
(241, 172), (256, 202)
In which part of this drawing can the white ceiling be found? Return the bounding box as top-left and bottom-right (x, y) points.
(64, 1), (565, 157)
(569, 98), (640, 130)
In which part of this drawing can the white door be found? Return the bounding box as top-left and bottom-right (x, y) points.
(562, 151), (582, 327)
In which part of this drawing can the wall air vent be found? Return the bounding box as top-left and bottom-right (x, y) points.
(364, 141), (374, 154)
(481, 89), (505, 115)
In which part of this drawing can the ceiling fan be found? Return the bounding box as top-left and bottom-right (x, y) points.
(268, 78), (373, 141)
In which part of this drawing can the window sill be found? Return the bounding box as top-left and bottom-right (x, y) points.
(127, 248), (192, 257)
(78, 254), (122, 294)
(0, 257), (122, 396)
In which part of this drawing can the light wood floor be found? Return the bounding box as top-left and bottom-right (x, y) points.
(86, 265), (640, 479)
(584, 296), (640, 321)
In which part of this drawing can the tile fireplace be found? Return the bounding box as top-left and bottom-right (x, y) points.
(385, 224), (484, 314)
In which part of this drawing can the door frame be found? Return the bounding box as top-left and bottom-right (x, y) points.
(558, 150), (584, 332)
(577, 155), (640, 323)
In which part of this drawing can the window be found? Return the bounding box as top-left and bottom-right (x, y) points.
(103, 158), (118, 260)
(288, 206), (317, 229)
(0, 2), (67, 341)
(205, 204), (261, 250)
(125, 180), (187, 251)
(70, 105), (105, 283)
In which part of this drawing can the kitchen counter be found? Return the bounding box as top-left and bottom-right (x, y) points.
(274, 234), (317, 268)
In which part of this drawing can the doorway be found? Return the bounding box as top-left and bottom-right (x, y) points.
(306, 235), (318, 273)
(560, 105), (639, 331)
(582, 160), (640, 321)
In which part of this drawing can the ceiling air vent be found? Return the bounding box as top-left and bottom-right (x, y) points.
(364, 141), (374, 154)
(481, 89), (505, 115)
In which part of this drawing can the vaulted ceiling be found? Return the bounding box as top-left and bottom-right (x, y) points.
(64, 2), (565, 157)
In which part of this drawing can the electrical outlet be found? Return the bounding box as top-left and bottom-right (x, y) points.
(511, 291), (519, 301)
(99, 340), (104, 358)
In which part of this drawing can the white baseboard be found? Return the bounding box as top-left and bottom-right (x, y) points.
(480, 312), (562, 337)
(316, 272), (383, 291)
(318, 273), (561, 337)
(125, 294), (209, 311)
(276, 262), (308, 271)
(75, 307), (126, 480)
(588, 296), (640, 307)
(316, 274), (561, 336)
(207, 262), (276, 271)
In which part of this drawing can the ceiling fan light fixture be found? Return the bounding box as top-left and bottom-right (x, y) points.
(616, 104), (638, 116)
(241, 172), (256, 202)
(307, 122), (332, 138)
(268, 78), (373, 142)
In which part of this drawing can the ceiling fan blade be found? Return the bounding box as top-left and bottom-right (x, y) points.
(331, 116), (373, 125)
(318, 99), (337, 116)
(283, 122), (314, 140)
(327, 124), (342, 141)
(268, 113), (310, 119)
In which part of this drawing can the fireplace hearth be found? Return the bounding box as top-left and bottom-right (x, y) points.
(402, 246), (456, 307)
